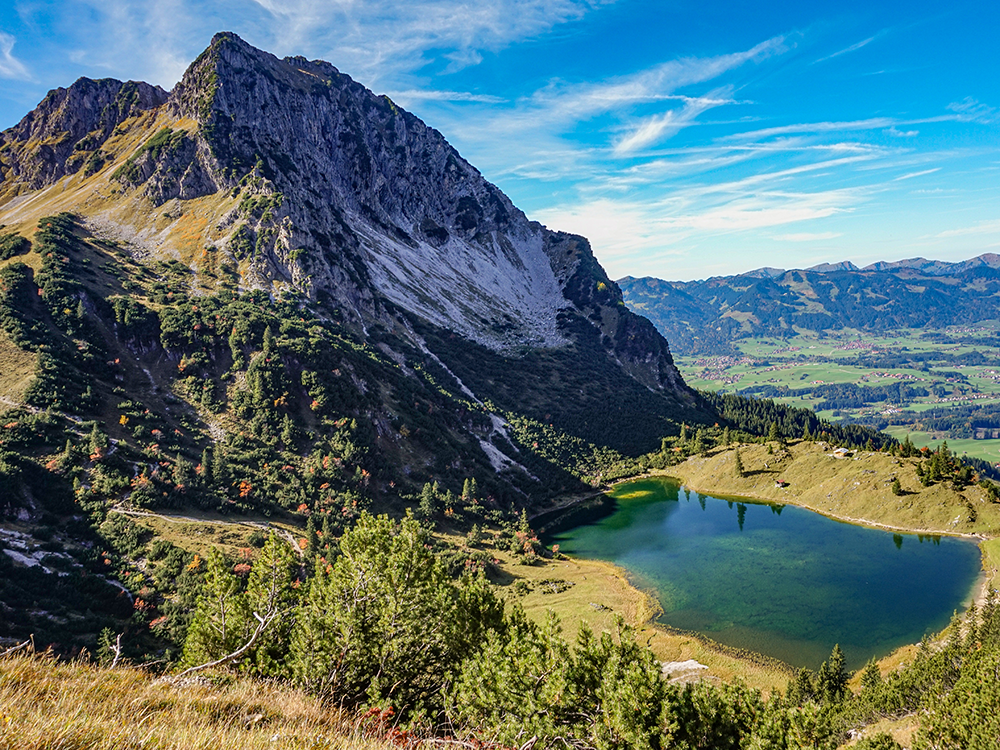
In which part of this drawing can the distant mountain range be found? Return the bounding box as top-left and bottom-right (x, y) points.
(619, 254), (1000, 355)
(739, 254), (1000, 279)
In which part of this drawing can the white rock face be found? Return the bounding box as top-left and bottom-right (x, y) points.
(356, 218), (569, 350)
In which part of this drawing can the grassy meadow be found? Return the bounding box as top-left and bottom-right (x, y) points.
(677, 326), (1000, 466)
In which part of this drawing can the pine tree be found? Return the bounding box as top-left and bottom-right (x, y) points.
(734, 447), (745, 478)
(88, 423), (108, 456)
(200, 447), (213, 480)
(229, 327), (245, 369)
(281, 414), (297, 448)
(891, 477), (904, 496)
(768, 421), (779, 442)
(305, 515), (319, 559)
(172, 453), (194, 489)
(467, 523), (483, 547)
(692, 428), (706, 455)
(182, 549), (250, 667)
(825, 644), (848, 702)
(289, 512), (498, 711)
(212, 446), (229, 489)
(262, 325), (275, 356)
(95, 627), (120, 667)
(860, 658), (882, 693)
(418, 482), (437, 519)
(320, 513), (332, 550)
(243, 532), (298, 676)
(722, 426), (730, 446)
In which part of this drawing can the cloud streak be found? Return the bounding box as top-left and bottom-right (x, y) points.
(894, 168), (940, 181)
(773, 231), (843, 241)
(936, 219), (1000, 238)
(813, 32), (882, 64)
(0, 32), (32, 81)
(613, 92), (732, 155)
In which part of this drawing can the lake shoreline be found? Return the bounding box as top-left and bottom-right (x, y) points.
(662, 470), (990, 542)
(545, 464), (992, 679)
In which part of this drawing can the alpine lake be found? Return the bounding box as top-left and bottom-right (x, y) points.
(547, 477), (983, 670)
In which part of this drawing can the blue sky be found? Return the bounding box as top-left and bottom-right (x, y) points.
(1, 0), (998, 280)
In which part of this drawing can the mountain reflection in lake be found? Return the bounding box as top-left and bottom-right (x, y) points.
(549, 478), (982, 669)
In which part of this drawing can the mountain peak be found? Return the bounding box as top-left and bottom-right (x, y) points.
(0, 32), (699, 420)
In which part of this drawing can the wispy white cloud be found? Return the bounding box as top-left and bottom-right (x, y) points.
(772, 231), (843, 241)
(0, 31), (32, 81)
(388, 89), (507, 104)
(885, 126), (918, 137)
(893, 168), (940, 181)
(725, 118), (896, 141)
(936, 219), (1000, 238)
(535, 184), (862, 270)
(813, 33), (880, 64)
(527, 36), (784, 121)
(613, 92), (732, 155)
(249, 0), (613, 82)
(947, 97), (998, 124)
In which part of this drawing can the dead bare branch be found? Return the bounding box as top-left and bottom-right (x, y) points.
(170, 609), (276, 680)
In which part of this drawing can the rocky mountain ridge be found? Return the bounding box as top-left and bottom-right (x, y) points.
(716, 253), (1000, 281)
(620, 256), (1000, 355)
(0, 31), (703, 494)
(0, 32), (687, 401)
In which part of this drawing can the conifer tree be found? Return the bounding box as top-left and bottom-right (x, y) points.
(262, 324), (275, 356)
(305, 515), (318, 559)
(319, 513), (332, 551)
(860, 658), (882, 693)
(182, 549), (249, 667)
(734, 447), (745, 478)
(692, 428), (706, 455)
(418, 482), (437, 519)
(200, 447), (213, 480)
(290, 512), (498, 712)
(824, 644), (848, 702)
(243, 532), (298, 676)
(229, 327), (245, 369)
(281, 414), (297, 448)
(768, 421), (779, 442)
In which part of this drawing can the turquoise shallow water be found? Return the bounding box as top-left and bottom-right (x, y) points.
(549, 478), (983, 669)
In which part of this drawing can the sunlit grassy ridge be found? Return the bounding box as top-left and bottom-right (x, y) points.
(668, 440), (1000, 537)
(0, 651), (392, 750)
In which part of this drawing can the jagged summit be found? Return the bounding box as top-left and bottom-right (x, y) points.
(0, 33), (702, 453)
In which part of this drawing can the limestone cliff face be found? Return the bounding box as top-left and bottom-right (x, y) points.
(0, 32), (694, 404)
(0, 79), (167, 190)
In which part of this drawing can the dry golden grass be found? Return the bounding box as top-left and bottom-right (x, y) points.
(0, 329), (37, 404)
(0, 652), (393, 750)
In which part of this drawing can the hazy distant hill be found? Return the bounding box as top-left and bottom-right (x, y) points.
(619, 255), (1000, 354)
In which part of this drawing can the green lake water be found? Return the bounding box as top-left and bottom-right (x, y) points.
(549, 478), (983, 669)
